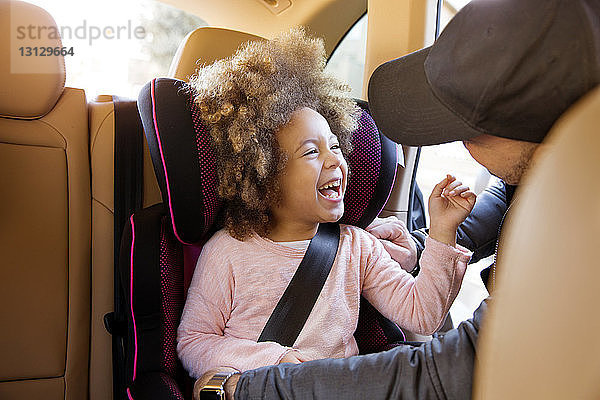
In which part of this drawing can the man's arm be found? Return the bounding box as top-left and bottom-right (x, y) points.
(232, 298), (489, 400)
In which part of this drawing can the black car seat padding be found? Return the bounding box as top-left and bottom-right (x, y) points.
(138, 79), (220, 246)
(120, 204), (187, 400)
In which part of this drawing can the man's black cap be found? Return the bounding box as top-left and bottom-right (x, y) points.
(368, 0), (600, 146)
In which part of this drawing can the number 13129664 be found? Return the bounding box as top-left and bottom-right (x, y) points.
(18, 47), (75, 56)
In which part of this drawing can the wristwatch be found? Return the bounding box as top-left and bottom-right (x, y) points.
(199, 371), (238, 400)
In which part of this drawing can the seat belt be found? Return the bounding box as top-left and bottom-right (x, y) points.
(258, 222), (340, 347)
(104, 96), (144, 400)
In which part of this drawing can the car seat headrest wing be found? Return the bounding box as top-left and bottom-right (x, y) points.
(340, 100), (398, 228)
(138, 78), (221, 244)
(138, 78), (397, 244)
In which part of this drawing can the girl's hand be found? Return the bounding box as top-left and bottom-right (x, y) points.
(428, 174), (476, 246)
(279, 350), (309, 364)
(366, 216), (418, 272)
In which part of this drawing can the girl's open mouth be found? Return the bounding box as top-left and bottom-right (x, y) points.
(317, 179), (343, 200)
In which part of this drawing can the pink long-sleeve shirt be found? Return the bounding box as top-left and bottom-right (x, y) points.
(177, 224), (471, 378)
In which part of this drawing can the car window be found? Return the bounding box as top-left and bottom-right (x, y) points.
(325, 13), (367, 100)
(25, 0), (206, 98)
(440, 0), (471, 28)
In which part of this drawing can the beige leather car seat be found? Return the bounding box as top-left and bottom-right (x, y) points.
(88, 26), (263, 400)
(0, 1), (90, 399)
(474, 85), (600, 399)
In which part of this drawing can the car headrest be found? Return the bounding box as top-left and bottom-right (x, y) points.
(0, 1), (66, 119)
(138, 78), (397, 245)
(474, 85), (600, 399)
(168, 27), (264, 81)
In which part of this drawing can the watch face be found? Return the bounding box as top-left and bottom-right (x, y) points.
(199, 389), (224, 400)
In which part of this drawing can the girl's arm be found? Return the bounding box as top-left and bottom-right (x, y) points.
(409, 179), (512, 269)
(177, 247), (293, 378)
(361, 234), (471, 335)
(361, 175), (475, 335)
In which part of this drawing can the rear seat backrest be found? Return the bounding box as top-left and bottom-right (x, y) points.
(0, 1), (90, 399)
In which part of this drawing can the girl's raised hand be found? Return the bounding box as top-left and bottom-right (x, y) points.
(428, 174), (476, 246)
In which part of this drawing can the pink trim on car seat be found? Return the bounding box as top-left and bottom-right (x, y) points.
(129, 215), (139, 382)
(127, 387), (134, 400)
(150, 78), (191, 245)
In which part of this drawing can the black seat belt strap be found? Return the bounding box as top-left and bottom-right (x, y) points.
(258, 222), (340, 347)
(107, 96), (144, 400)
(113, 96), (144, 239)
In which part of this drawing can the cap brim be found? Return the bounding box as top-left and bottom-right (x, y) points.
(367, 47), (482, 146)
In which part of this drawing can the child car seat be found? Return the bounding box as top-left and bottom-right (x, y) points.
(117, 77), (403, 399)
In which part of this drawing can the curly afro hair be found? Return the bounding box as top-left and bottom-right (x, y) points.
(189, 27), (359, 240)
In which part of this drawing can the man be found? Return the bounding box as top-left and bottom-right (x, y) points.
(198, 0), (600, 398)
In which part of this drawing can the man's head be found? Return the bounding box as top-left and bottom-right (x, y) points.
(462, 134), (538, 185)
(368, 0), (600, 183)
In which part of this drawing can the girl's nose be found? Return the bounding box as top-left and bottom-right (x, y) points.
(324, 149), (343, 169)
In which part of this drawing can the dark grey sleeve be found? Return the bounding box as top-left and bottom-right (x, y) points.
(455, 181), (513, 263)
(235, 298), (489, 400)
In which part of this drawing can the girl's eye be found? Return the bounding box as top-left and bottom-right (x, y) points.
(303, 148), (318, 157)
(331, 144), (341, 151)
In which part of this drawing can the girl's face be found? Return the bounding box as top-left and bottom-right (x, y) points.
(269, 107), (348, 241)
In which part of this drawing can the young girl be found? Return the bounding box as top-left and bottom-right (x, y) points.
(177, 28), (475, 378)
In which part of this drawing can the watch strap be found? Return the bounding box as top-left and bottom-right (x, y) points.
(200, 371), (238, 400)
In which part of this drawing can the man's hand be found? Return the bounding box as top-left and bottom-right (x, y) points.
(194, 367), (238, 400)
(366, 216), (418, 272)
(428, 174), (476, 246)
